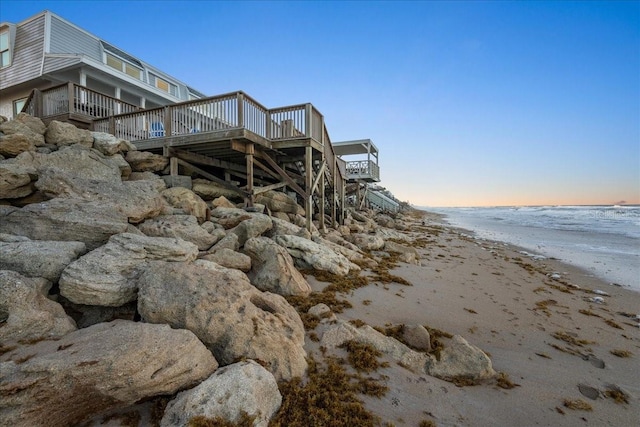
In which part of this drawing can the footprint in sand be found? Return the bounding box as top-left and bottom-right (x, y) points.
(582, 354), (605, 369)
(578, 384), (600, 400)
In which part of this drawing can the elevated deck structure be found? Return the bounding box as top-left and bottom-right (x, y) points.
(333, 139), (380, 183)
(24, 84), (351, 230)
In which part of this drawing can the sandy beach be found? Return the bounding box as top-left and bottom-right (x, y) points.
(303, 210), (640, 427)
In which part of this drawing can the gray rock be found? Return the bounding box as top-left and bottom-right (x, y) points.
(200, 248), (252, 272)
(350, 233), (385, 251)
(0, 235), (86, 282)
(209, 206), (253, 229)
(256, 190), (304, 215)
(108, 153), (132, 179)
(427, 335), (496, 381)
(0, 163), (36, 199)
(273, 234), (358, 276)
(161, 360), (281, 427)
(400, 324), (432, 352)
(35, 168), (166, 223)
(0, 270), (77, 344)
(313, 235), (375, 269)
(0, 133), (37, 157)
(266, 216), (312, 239)
(91, 131), (128, 156)
(0, 320), (217, 427)
(162, 187), (209, 223)
(45, 120), (93, 147)
(210, 232), (240, 251)
(138, 215), (220, 250)
(0, 119), (45, 147)
(211, 195), (236, 208)
(14, 113), (46, 135)
(125, 150), (169, 172)
(162, 174), (192, 189)
(243, 237), (311, 296)
(137, 260), (307, 381)
(319, 320), (428, 374)
(59, 233), (198, 307)
(192, 178), (244, 201)
(12, 144), (123, 182)
(230, 213), (273, 247)
(384, 240), (420, 265)
(0, 198), (129, 250)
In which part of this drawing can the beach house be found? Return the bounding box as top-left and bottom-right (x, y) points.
(1, 10), (392, 228)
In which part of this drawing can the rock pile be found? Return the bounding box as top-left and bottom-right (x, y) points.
(0, 114), (494, 426)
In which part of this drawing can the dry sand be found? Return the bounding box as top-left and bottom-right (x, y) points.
(305, 211), (640, 427)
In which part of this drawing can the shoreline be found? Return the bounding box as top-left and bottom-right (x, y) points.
(427, 207), (640, 293)
(305, 208), (640, 426)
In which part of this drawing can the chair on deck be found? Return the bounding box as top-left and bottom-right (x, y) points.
(149, 121), (165, 138)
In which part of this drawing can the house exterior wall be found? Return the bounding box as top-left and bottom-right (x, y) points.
(49, 14), (102, 60)
(0, 14), (45, 90)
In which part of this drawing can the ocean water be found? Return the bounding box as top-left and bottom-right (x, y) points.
(424, 206), (640, 292)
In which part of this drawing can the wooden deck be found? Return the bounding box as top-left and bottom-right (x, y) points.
(24, 84), (355, 230)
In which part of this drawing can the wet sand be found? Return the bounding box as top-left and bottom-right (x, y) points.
(305, 211), (640, 426)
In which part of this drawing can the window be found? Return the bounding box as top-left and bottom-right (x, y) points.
(13, 98), (27, 116)
(149, 73), (178, 96)
(0, 30), (10, 68)
(105, 52), (142, 80)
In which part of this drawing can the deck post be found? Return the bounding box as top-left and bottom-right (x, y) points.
(319, 158), (325, 231)
(170, 157), (179, 176)
(237, 93), (244, 128)
(67, 82), (75, 114)
(33, 89), (43, 118)
(305, 104), (312, 138)
(163, 106), (172, 136)
(305, 145), (313, 231)
(331, 158), (337, 227)
(246, 142), (255, 208)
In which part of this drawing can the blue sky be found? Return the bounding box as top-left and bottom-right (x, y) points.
(2, 0), (638, 207)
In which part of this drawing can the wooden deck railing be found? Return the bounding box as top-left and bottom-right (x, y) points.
(22, 82), (139, 120)
(92, 91), (330, 146)
(345, 160), (380, 181)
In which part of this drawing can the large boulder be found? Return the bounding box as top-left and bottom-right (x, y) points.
(137, 260), (307, 381)
(0, 199), (130, 250)
(162, 187), (209, 223)
(35, 168), (166, 223)
(125, 150), (168, 172)
(138, 214), (220, 250)
(266, 217), (312, 240)
(44, 120), (93, 147)
(426, 335), (496, 381)
(209, 207), (253, 229)
(192, 178), (244, 202)
(312, 235), (376, 269)
(60, 233), (198, 307)
(350, 233), (385, 251)
(273, 234), (358, 276)
(319, 320), (428, 374)
(229, 213), (273, 247)
(256, 190), (304, 215)
(0, 133), (37, 157)
(12, 144), (123, 182)
(161, 360), (281, 427)
(0, 270), (77, 344)
(243, 237), (311, 296)
(91, 131), (130, 156)
(0, 163), (36, 199)
(0, 320), (217, 427)
(200, 248), (252, 272)
(0, 234), (86, 282)
(14, 113), (46, 135)
(384, 240), (420, 265)
(0, 119), (45, 147)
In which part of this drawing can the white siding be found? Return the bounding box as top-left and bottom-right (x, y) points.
(0, 15), (45, 90)
(42, 55), (82, 74)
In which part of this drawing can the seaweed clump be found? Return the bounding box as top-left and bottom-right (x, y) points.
(271, 357), (386, 427)
(562, 398), (593, 411)
(187, 412), (256, 427)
